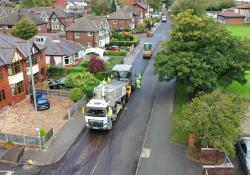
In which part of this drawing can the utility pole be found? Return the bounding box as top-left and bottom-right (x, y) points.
(27, 42), (42, 150)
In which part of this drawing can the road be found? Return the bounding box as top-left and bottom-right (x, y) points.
(0, 22), (170, 175)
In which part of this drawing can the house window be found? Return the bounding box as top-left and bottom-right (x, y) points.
(26, 55), (37, 67)
(87, 32), (93, 36)
(52, 24), (59, 29)
(10, 81), (24, 96)
(113, 20), (117, 24)
(8, 62), (21, 76)
(247, 16), (250, 22)
(75, 32), (80, 39)
(87, 42), (91, 47)
(0, 89), (6, 102)
(38, 26), (41, 31)
(41, 17), (48, 22)
(75, 52), (79, 58)
(64, 57), (69, 65)
(0, 71), (3, 79)
(51, 18), (58, 22)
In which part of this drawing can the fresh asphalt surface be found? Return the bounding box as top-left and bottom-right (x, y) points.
(0, 22), (246, 175)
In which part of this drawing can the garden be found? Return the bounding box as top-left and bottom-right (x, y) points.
(226, 24), (250, 38)
(132, 17), (160, 33)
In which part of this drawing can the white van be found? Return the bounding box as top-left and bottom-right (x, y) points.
(161, 16), (167, 22)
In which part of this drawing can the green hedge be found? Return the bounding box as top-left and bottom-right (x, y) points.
(110, 40), (140, 47)
(112, 32), (134, 41)
(47, 66), (84, 78)
(104, 50), (127, 56)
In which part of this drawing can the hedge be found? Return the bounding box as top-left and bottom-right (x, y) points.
(112, 32), (134, 41)
(104, 50), (127, 56)
(47, 66), (84, 78)
(110, 40), (140, 47)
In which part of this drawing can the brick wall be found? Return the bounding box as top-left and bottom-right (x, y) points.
(37, 23), (48, 33)
(108, 19), (132, 30)
(0, 65), (12, 108)
(226, 17), (245, 25)
(66, 31), (97, 47)
(200, 148), (225, 164)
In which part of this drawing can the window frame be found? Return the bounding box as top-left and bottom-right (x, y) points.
(74, 32), (80, 39)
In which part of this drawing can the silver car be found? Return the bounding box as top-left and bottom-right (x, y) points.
(236, 137), (250, 175)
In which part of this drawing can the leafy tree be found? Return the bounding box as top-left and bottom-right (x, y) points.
(91, 0), (111, 16)
(165, 0), (172, 9)
(171, 0), (208, 15)
(88, 56), (106, 73)
(20, 0), (53, 8)
(69, 88), (84, 102)
(111, 0), (116, 12)
(155, 10), (250, 94)
(207, 0), (235, 11)
(11, 18), (37, 39)
(146, 0), (162, 11)
(180, 90), (248, 157)
(65, 71), (99, 97)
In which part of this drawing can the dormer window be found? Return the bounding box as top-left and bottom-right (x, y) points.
(34, 36), (47, 44)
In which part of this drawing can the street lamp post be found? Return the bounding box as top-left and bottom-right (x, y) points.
(27, 42), (42, 150)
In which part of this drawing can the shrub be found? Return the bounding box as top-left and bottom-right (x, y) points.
(94, 71), (113, 80)
(39, 128), (47, 137)
(69, 88), (84, 102)
(65, 71), (99, 95)
(80, 61), (89, 69)
(105, 50), (127, 56)
(47, 66), (84, 78)
(132, 23), (147, 33)
(88, 56), (106, 73)
(112, 32), (134, 41)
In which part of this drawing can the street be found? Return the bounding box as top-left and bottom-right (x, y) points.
(0, 21), (245, 175)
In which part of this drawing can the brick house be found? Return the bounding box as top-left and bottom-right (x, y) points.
(107, 8), (135, 31)
(65, 0), (88, 16)
(234, 3), (250, 23)
(31, 33), (84, 67)
(53, 0), (67, 8)
(30, 7), (74, 33)
(0, 33), (47, 109)
(66, 15), (110, 48)
(133, 2), (149, 18)
(0, 10), (48, 34)
(217, 10), (246, 24)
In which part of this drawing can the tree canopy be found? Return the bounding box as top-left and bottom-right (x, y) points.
(146, 0), (162, 11)
(11, 19), (37, 40)
(180, 90), (248, 157)
(91, 0), (111, 16)
(19, 0), (53, 8)
(171, 0), (208, 15)
(155, 10), (250, 94)
(111, 0), (116, 12)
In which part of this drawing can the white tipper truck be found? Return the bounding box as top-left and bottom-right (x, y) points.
(85, 64), (135, 130)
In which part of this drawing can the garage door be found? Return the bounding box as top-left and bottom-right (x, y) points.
(0, 89), (7, 109)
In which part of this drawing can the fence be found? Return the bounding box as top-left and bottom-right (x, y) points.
(68, 95), (86, 120)
(36, 89), (69, 97)
(0, 128), (53, 148)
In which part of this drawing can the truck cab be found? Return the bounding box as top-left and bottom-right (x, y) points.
(143, 43), (152, 59)
(84, 64), (134, 130)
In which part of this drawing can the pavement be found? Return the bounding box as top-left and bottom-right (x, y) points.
(19, 111), (85, 165)
(136, 80), (202, 175)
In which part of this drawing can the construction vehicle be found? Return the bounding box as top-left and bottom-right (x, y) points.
(84, 64), (135, 130)
(143, 43), (152, 59)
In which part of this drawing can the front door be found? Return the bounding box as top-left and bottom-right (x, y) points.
(0, 89), (7, 109)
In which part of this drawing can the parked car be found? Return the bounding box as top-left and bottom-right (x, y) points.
(30, 92), (50, 111)
(48, 77), (66, 89)
(106, 46), (120, 51)
(161, 15), (167, 22)
(236, 137), (250, 175)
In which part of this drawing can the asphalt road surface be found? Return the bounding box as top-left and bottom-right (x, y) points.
(0, 22), (170, 175)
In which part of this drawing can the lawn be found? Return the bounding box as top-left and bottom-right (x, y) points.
(226, 71), (250, 97)
(106, 56), (124, 71)
(226, 25), (250, 38)
(172, 82), (189, 143)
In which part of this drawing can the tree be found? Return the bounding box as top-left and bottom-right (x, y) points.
(155, 10), (250, 94)
(69, 88), (84, 102)
(11, 19), (37, 39)
(207, 0), (235, 11)
(146, 0), (162, 11)
(165, 0), (172, 9)
(180, 90), (248, 157)
(65, 71), (99, 97)
(91, 0), (111, 16)
(171, 0), (208, 15)
(88, 56), (106, 73)
(20, 0), (53, 8)
(111, 0), (116, 12)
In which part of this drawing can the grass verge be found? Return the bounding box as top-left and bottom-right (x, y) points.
(226, 25), (250, 38)
(172, 82), (189, 143)
(106, 56), (124, 71)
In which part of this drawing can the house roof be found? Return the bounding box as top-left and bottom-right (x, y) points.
(235, 3), (250, 9)
(133, 2), (147, 10)
(0, 10), (47, 26)
(30, 7), (73, 19)
(0, 33), (36, 66)
(66, 15), (108, 32)
(217, 10), (245, 18)
(31, 33), (83, 57)
(119, 5), (142, 16)
(108, 9), (133, 20)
